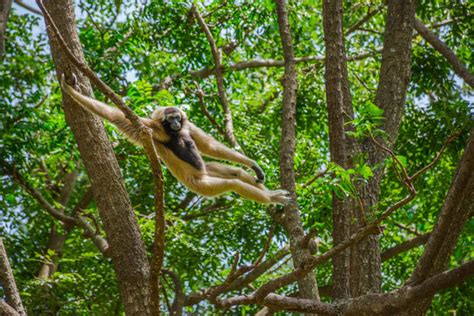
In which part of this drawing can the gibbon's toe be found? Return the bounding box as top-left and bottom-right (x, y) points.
(270, 189), (290, 196)
(271, 191), (294, 205)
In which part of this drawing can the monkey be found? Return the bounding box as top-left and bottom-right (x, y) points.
(61, 75), (292, 205)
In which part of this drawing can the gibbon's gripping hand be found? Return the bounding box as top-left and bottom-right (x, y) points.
(252, 163), (266, 183)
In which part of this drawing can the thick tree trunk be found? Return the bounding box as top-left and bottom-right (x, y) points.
(275, 0), (319, 302)
(0, 239), (26, 315)
(352, 0), (417, 297)
(400, 130), (474, 315)
(40, 1), (152, 314)
(322, 0), (358, 300)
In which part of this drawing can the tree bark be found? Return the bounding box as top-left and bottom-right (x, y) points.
(401, 129), (474, 315)
(0, 0), (12, 59)
(0, 239), (26, 315)
(274, 0), (319, 302)
(40, 1), (152, 314)
(322, 0), (357, 300)
(352, 0), (417, 296)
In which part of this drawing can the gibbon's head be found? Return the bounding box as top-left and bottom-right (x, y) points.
(152, 107), (187, 133)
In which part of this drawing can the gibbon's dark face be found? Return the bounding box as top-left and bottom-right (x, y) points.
(163, 107), (183, 132)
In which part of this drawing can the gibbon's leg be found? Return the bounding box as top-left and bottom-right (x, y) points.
(187, 175), (291, 204)
(206, 162), (266, 190)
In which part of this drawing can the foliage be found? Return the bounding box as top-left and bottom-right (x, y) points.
(0, 0), (472, 314)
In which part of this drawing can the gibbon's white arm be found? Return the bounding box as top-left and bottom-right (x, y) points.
(188, 123), (255, 166)
(188, 123), (265, 182)
(61, 76), (163, 145)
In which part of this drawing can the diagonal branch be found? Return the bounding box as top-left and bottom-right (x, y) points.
(192, 4), (239, 148)
(381, 233), (430, 261)
(0, 159), (76, 225)
(162, 269), (185, 316)
(345, 5), (383, 35)
(409, 131), (460, 181)
(183, 244), (290, 307)
(194, 81), (226, 136)
(0, 239), (26, 315)
(14, 0), (42, 15)
(414, 19), (474, 87)
(1, 159), (110, 256)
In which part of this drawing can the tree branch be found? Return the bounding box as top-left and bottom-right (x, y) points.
(192, 4), (239, 148)
(0, 300), (19, 316)
(345, 5), (383, 35)
(1, 159), (110, 256)
(408, 129), (474, 285)
(414, 19), (474, 87)
(162, 269), (185, 316)
(381, 233), (430, 261)
(223, 260), (474, 314)
(184, 245), (290, 307)
(275, 0), (320, 303)
(0, 158), (76, 225)
(193, 82), (226, 136)
(14, 0), (42, 15)
(0, 239), (26, 315)
(0, 0), (12, 59)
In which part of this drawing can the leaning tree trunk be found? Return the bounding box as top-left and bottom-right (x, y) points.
(322, 0), (358, 300)
(323, 0), (417, 299)
(40, 1), (153, 314)
(274, 0), (319, 303)
(401, 130), (474, 315)
(351, 0), (417, 297)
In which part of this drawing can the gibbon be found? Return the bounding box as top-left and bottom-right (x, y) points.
(61, 75), (292, 205)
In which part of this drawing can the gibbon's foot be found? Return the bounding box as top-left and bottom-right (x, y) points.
(269, 189), (293, 205)
(251, 163), (266, 183)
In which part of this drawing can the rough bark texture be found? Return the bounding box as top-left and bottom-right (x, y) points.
(275, 0), (319, 302)
(40, 1), (152, 314)
(322, 0), (357, 300)
(375, 0), (417, 144)
(401, 130), (474, 315)
(253, 259), (474, 315)
(0, 0), (12, 59)
(0, 239), (26, 315)
(352, 0), (417, 297)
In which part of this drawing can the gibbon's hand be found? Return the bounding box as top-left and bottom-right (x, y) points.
(252, 163), (266, 183)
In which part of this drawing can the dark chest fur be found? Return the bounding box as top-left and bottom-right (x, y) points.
(164, 133), (204, 170)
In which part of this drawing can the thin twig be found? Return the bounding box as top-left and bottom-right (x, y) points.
(14, 0), (42, 15)
(193, 81), (226, 135)
(253, 226), (275, 267)
(409, 132), (460, 181)
(191, 4), (239, 148)
(345, 5), (383, 35)
(302, 169), (327, 188)
(369, 132), (415, 194)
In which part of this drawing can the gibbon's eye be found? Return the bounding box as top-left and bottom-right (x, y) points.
(166, 115), (181, 122)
